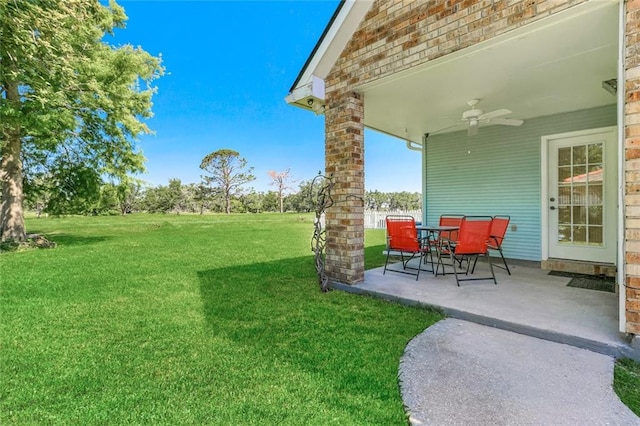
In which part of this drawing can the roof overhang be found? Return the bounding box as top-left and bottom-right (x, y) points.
(286, 0), (619, 146)
(285, 0), (374, 114)
(358, 0), (620, 145)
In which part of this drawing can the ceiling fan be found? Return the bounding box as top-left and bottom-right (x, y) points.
(438, 99), (524, 136)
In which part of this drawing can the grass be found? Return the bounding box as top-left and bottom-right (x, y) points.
(1, 214), (442, 425)
(614, 358), (640, 416)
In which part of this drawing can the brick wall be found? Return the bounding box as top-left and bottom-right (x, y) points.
(625, 0), (640, 335)
(327, 0), (585, 92)
(323, 0), (585, 285)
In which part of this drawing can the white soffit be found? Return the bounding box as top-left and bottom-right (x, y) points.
(286, 0), (374, 112)
(358, 0), (620, 143)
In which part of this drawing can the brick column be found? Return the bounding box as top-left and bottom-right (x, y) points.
(625, 0), (640, 335)
(324, 91), (365, 284)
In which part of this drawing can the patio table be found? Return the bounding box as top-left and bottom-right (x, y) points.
(416, 225), (460, 275)
(416, 225), (459, 241)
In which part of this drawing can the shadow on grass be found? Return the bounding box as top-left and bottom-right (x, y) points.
(196, 255), (441, 421)
(37, 233), (110, 247)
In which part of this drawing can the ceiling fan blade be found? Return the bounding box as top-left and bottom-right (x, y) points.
(491, 118), (524, 126)
(479, 109), (512, 120)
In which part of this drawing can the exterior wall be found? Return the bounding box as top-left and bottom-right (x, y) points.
(624, 0), (640, 334)
(425, 105), (616, 262)
(324, 0), (586, 284)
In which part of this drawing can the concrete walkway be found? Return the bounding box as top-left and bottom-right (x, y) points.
(400, 319), (640, 425)
(331, 261), (640, 424)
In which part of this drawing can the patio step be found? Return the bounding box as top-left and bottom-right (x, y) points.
(542, 258), (616, 278)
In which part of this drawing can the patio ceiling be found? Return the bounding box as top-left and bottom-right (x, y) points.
(358, 1), (620, 145)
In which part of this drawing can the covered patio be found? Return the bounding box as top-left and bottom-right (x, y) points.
(286, 0), (640, 341)
(333, 259), (638, 360)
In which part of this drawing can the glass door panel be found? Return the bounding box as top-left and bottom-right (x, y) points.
(556, 143), (603, 246)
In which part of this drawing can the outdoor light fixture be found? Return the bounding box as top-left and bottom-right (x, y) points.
(602, 78), (617, 96)
(311, 102), (325, 115)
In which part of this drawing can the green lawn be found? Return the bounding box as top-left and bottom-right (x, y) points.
(1, 214), (442, 425)
(3, 214), (638, 424)
(615, 357), (640, 417)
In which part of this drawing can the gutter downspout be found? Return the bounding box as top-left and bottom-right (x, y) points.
(406, 140), (422, 151)
(617, 0), (626, 334)
(422, 133), (428, 226)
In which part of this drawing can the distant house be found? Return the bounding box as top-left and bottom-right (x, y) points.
(286, 1), (640, 339)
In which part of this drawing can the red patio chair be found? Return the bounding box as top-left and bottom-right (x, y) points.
(438, 214), (464, 245)
(472, 215), (511, 275)
(436, 216), (496, 286)
(384, 215), (431, 280)
(430, 214), (465, 274)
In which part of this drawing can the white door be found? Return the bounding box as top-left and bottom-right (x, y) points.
(545, 127), (617, 263)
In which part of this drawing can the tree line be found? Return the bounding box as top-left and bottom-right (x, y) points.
(20, 147), (421, 216)
(24, 176), (422, 216)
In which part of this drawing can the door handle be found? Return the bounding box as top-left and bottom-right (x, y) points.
(550, 206), (556, 210)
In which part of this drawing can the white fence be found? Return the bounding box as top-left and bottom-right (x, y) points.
(364, 210), (422, 229)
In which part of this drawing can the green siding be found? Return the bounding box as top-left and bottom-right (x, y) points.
(423, 105), (616, 261)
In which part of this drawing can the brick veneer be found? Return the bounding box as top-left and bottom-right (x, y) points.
(625, 0), (640, 335)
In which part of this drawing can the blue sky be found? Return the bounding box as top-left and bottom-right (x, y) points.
(111, 0), (422, 193)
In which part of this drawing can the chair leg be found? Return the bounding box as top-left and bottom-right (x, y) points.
(399, 252), (406, 269)
(383, 249), (391, 275)
(498, 247), (511, 275)
(486, 252), (497, 284)
(472, 248), (511, 275)
(425, 243), (437, 272)
(450, 251), (460, 286)
(465, 255), (476, 274)
(423, 244), (433, 266)
(435, 246), (450, 276)
(435, 253), (442, 276)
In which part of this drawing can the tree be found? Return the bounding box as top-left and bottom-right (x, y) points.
(288, 178), (322, 213)
(200, 149), (255, 214)
(261, 191), (279, 212)
(114, 177), (143, 215)
(139, 179), (188, 214)
(240, 191), (264, 213)
(192, 182), (212, 215)
(388, 191), (422, 210)
(268, 168), (295, 213)
(96, 182), (119, 215)
(1, 0), (163, 241)
(365, 190), (389, 210)
(166, 179), (186, 214)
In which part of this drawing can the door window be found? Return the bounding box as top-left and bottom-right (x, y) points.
(556, 143), (603, 246)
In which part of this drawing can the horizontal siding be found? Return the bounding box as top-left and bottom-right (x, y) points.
(424, 104), (616, 261)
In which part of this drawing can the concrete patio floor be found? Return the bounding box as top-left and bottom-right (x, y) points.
(332, 258), (639, 359)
